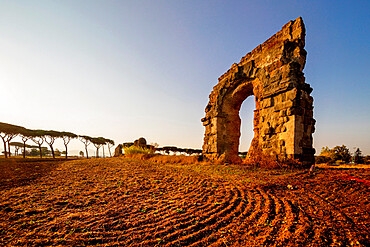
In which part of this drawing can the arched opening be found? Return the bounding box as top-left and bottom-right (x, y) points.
(239, 95), (256, 155)
(217, 81), (254, 163)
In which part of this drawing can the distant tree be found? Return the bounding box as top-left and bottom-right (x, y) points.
(30, 130), (46, 158)
(91, 137), (106, 158)
(162, 146), (178, 155)
(354, 148), (363, 164)
(97, 137), (114, 157)
(9, 142), (23, 156)
(28, 147), (41, 157)
(79, 135), (92, 159)
(156, 147), (164, 154)
(11, 142), (36, 156)
(319, 146), (336, 163)
(60, 131), (77, 159)
(185, 148), (193, 155)
(319, 145), (351, 163)
(54, 148), (62, 157)
(332, 145), (351, 163)
(99, 137), (108, 157)
(41, 147), (51, 157)
(43, 130), (63, 158)
(19, 128), (34, 158)
(162, 146), (170, 155)
(29, 148), (39, 157)
(0, 122), (22, 158)
(79, 151), (84, 157)
(27, 147), (49, 157)
(320, 146), (334, 159)
(106, 139), (115, 157)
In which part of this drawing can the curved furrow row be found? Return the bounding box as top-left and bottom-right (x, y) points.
(188, 185), (250, 246)
(252, 187), (275, 231)
(180, 188), (261, 247)
(115, 192), (214, 242)
(207, 187), (285, 246)
(297, 193), (344, 246)
(121, 181), (233, 245)
(85, 175), (206, 233)
(111, 177), (209, 231)
(209, 188), (259, 246)
(153, 186), (242, 247)
(232, 188), (279, 246)
(284, 190), (354, 246)
(273, 197), (299, 244)
(292, 189), (363, 245)
(134, 185), (238, 246)
(254, 190), (284, 246)
(285, 197), (314, 246)
(213, 187), (270, 246)
(236, 188), (265, 239)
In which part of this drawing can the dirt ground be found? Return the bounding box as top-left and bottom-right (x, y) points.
(0, 157), (369, 246)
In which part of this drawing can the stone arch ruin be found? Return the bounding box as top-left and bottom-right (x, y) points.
(201, 17), (315, 165)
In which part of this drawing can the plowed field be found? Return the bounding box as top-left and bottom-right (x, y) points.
(1, 157), (369, 246)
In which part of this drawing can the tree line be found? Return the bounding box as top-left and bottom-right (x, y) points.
(0, 122), (114, 159)
(156, 146), (203, 155)
(121, 143), (203, 156)
(316, 145), (366, 164)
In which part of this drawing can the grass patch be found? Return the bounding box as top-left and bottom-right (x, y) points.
(123, 146), (155, 159)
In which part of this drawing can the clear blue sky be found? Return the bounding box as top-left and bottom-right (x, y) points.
(1, 0), (369, 155)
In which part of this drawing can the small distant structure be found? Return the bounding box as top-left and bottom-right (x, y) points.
(114, 144), (123, 157)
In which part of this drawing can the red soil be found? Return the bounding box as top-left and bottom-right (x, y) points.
(0, 157), (369, 246)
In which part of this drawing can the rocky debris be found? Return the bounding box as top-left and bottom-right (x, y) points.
(202, 17), (315, 166)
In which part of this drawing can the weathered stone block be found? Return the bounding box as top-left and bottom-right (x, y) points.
(261, 98), (274, 108)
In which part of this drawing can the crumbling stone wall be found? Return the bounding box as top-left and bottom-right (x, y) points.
(201, 17), (315, 165)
